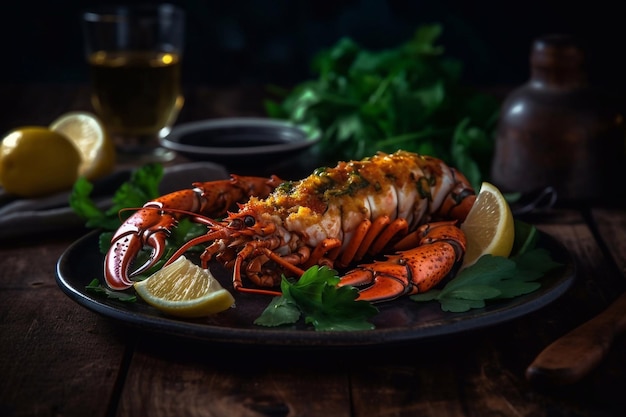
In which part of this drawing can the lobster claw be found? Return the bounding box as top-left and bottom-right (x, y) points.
(104, 211), (173, 290)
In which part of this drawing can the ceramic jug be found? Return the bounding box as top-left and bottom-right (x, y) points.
(490, 34), (625, 202)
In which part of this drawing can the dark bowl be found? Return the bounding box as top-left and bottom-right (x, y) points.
(160, 118), (320, 174)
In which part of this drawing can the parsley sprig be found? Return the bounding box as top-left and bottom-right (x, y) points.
(70, 163), (163, 232)
(410, 248), (562, 312)
(410, 220), (562, 312)
(69, 164), (207, 261)
(265, 24), (499, 189)
(254, 266), (378, 331)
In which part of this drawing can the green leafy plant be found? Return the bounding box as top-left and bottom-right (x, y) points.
(265, 24), (499, 189)
(410, 250), (561, 312)
(410, 221), (562, 312)
(70, 163), (165, 253)
(70, 164), (206, 259)
(70, 163), (163, 232)
(254, 266), (378, 331)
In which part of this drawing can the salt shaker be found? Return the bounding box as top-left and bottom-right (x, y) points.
(490, 34), (625, 203)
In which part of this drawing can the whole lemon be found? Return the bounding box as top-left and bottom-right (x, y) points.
(0, 127), (81, 198)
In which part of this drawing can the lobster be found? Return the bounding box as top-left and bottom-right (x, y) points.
(104, 150), (476, 303)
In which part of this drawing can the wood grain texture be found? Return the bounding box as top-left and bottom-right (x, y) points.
(118, 336), (351, 417)
(1, 84), (625, 417)
(0, 235), (127, 417)
(523, 207), (626, 389)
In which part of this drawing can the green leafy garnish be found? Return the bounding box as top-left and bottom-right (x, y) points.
(70, 164), (207, 258)
(511, 219), (539, 256)
(265, 24), (499, 189)
(410, 221), (562, 312)
(70, 164), (167, 259)
(255, 266), (378, 331)
(85, 278), (136, 302)
(70, 163), (164, 231)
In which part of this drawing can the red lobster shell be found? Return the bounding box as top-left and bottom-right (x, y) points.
(105, 151), (475, 302)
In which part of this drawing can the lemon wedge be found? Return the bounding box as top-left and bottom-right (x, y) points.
(134, 256), (235, 318)
(0, 127), (81, 197)
(50, 111), (115, 181)
(460, 182), (515, 268)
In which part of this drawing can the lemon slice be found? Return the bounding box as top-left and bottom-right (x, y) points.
(460, 182), (515, 268)
(134, 256), (235, 318)
(0, 127), (81, 197)
(50, 111), (115, 180)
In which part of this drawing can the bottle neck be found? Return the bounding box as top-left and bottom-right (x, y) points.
(529, 34), (588, 90)
(530, 66), (587, 89)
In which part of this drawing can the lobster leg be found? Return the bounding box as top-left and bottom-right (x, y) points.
(338, 221), (466, 302)
(232, 238), (342, 295)
(336, 217), (410, 268)
(336, 219), (372, 268)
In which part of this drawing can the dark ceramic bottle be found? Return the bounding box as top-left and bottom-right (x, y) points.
(490, 34), (625, 202)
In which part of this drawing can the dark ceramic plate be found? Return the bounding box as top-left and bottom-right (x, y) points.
(56, 230), (575, 347)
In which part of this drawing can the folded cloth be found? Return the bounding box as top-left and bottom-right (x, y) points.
(0, 162), (229, 240)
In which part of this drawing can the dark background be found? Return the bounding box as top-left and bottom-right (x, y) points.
(2, 0), (625, 94)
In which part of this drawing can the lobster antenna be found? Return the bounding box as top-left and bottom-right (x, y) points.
(117, 206), (224, 227)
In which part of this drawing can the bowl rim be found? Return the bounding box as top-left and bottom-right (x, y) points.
(160, 117), (321, 157)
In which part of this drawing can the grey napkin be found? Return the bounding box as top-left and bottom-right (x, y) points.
(0, 162), (229, 240)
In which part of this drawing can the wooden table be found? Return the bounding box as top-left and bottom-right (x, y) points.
(1, 83), (625, 417)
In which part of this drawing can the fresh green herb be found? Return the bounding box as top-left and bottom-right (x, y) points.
(410, 221), (562, 312)
(70, 163), (164, 232)
(70, 164), (207, 257)
(254, 266), (378, 331)
(70, 164), (166, 259)
(511, 219), (539, 256)
(85, 278), (137, 302)
(265, 24), (499, 189)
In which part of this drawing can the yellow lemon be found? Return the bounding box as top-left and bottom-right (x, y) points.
(134, 256), (235, 318)
(50, 111), (115, 181)
(0, 127), (81, 198)
(460, 182), (515, 268)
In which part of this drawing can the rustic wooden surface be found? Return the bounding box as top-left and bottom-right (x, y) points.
(1, 84), (625, 417)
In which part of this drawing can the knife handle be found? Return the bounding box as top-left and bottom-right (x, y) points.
(526, 292), (626, 386)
